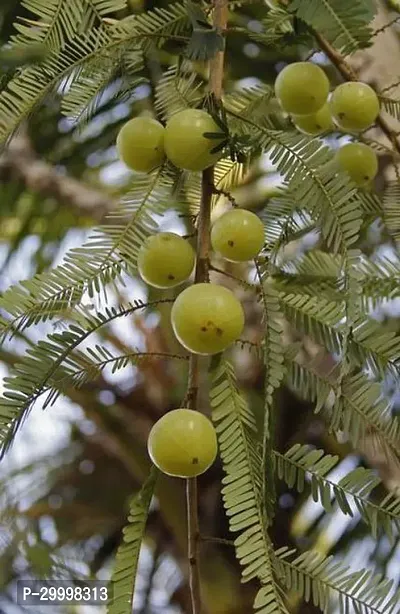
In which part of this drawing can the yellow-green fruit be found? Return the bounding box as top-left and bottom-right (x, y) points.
(137, 232), (195, 289)
(292, 104), (334, 136)
(147, 409), (218, 477)
(117, 117), (165, 173)
(275, 62), (330, 115)
(171, 283), (245, 355)
(335, 142), (378, 187)
(330, 82), (380, 132)
(164, 109), (224, 172)
(211, 209), (265, 262)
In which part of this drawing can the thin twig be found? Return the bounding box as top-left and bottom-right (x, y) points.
(212, 185), (238, 207)
(209, 262), (258, 290)
(372, 16), (400, 38)
(185, 2), (228, 614)
(200, 535), (235, 547)
(313, 31), (400, 155)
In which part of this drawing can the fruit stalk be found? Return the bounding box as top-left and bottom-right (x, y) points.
(314, 31), (400, 155)
(185, 2), (228, 614)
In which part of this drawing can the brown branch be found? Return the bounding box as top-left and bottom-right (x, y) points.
(0, 134), (115, 220)
(185, 2), (228, 614)
(313, 32), (400, 155)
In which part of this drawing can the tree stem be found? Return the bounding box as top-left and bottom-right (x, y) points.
(314, 31), (400, 155)
(186, 476), (201, 614)
(185, 2), (228, 614)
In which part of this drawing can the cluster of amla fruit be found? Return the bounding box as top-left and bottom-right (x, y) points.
(139, 211), (264, 478)
(137, 210), (264, 479)
(136, 205), (265, 358)
(275, 62), (380, 187)
(117, 108), (224, 173)
(117, 109), (266, 478)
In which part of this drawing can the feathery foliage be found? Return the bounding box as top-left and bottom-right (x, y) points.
(286, 359), (400, 460)
(0, 169), (175, 338)
(288, 0), (377, 55)
(0, 3), (190, 144)
(275, 546), (400, 614)
(0, 300), (173, 456)
(255, 261), (284, 509)
(107, 468), (157, 614)
(228, 118), (362, 254)
(155, 63), (204, 122)
(210, 358), (288, 613)
(275, 444), (400, 541)
(12, 0), (128, 50)
(1, 1), (400, 612)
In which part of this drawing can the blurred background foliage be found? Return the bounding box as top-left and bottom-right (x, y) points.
(1, 1), (400, 613)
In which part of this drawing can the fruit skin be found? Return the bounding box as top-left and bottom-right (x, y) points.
(275, 62), (330, 115)
(137, 232), (195, 289)
(211, 208), (265, 262)
(117, 117), (165, 173)
(171, 283), (245, 355)
(330, 82), (380, 132)
(292, 103), (334, 136)
(164, 109), (224, 172)
(335, 142), (378, 187)
(147, 409), (218, 478)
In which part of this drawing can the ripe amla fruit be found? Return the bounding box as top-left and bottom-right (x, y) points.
(171, 283), (245, 355)
(147, 408), (218, 477)
(292, 103), (334, 136)
(137, 232), (195, 288)
(275, 62), (330, 115)
(117, 117), (165, 173)
(330, 82), (380, 132)
(211, 209), (265, 262)
(164, 109), (224, 172)
(335, 142), (378, 187)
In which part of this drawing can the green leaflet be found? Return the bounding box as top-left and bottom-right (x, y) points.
(107, 468), (158, 614)
(0, 300), (174, 457)
(278, 290), (400, 380)
(227, 118), (362, 254)
(286, 359), (400, 461)
(210, 358), (288, 613)
(154, 63), (204, 122)
(289, 0), (376, 55)
(12, 0), (127, 51)
(275, 444), (400, 542)
(271, 250), (400, 309)
(275, 546), (400, 614)
(0, 3), (189, 144)
(249, 7), (299, 51)
(224, 84), (276, 127)
(0, 169), (175, 338)
(61, 52), (145, 127)
(255, 264), (285, 516)
(49, 347), (188, 393)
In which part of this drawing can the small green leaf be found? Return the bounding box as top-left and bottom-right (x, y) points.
(107, 468), (158, 614)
